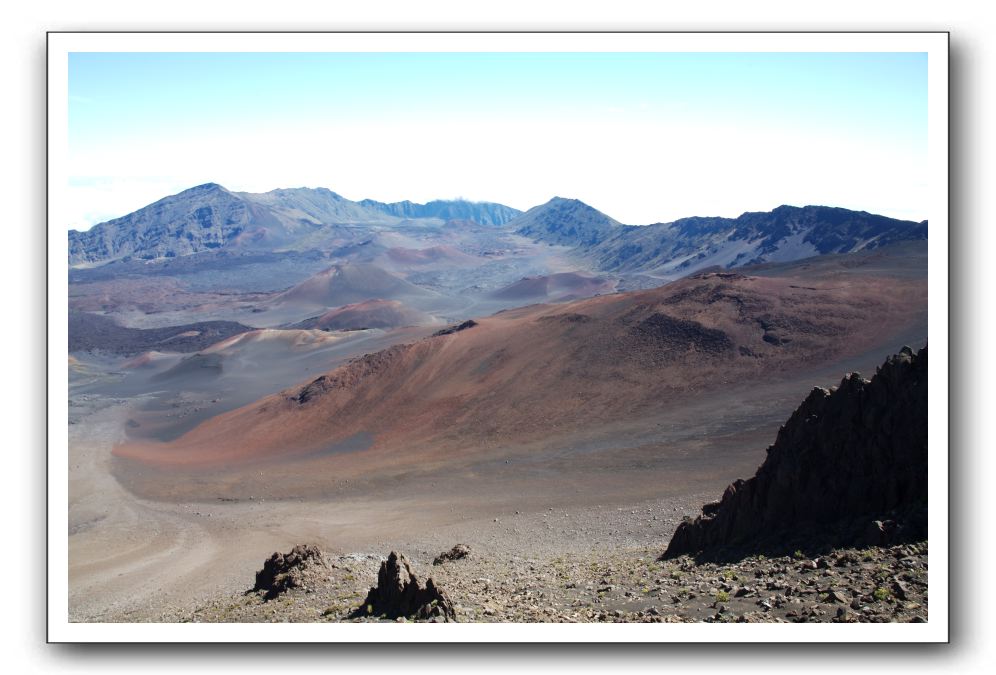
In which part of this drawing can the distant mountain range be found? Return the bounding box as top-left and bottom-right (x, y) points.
(358, 197), (521, 225)
(68, 183), (521, 265)
(68, 183), (927, 276)
(514, 199), (928, 275)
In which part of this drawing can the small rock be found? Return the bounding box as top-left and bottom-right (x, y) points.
(892, 580), (911, 601)
(825, 590), (849, 604)
(835, 553), (859, 567)
(433, 543), (471, 566)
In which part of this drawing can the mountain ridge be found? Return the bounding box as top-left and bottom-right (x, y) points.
(358, 197), (521, 225)
(68, 184), (927, 278)
(68, 184), (522, 265)
(589, 204), (927, 276)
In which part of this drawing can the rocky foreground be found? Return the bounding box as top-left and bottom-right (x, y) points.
(171, 539), (927, 623)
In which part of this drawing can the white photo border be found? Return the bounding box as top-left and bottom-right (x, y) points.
(47, 31), (949, 643)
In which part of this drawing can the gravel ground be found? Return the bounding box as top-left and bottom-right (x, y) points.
(170, 541), (928, 624)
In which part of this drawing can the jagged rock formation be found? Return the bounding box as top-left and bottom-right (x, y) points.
(663, 346), (927, 560)
(354, 552), (456, 621)
(433, 544), (472, 566)
(251, 544), (332, 600)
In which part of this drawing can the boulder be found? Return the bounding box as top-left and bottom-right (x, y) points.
(251, 543), (331, 600)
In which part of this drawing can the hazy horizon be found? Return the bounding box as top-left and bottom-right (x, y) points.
(68, 52), (927, 230)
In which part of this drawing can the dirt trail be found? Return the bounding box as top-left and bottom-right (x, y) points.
(68, 395), (731, 622)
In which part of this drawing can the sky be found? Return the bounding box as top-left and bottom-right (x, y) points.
(67, 51), (928, 230)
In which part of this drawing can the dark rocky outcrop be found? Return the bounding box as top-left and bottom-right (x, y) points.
(433, 543), (471, 565)
(432, 319), (478, 337)
(663, 346), (927, 561)
(293, 375), (332, 405)
(69, 310), (253, 356)
(631, 312), (734, 355)
(251, 544), (332, 600)
(290, 344), (412, 405)
(354, 551), (456, 621)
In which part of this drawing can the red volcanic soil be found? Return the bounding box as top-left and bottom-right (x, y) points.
(115, 260), (927, 487)
(384, 245), (480, 267)
(295, 299), (432, 331)
(271, 263), (431, 308)
(490, 272), (616, 302)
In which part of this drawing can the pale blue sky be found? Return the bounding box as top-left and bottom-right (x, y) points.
(68, 52), (927, 229)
